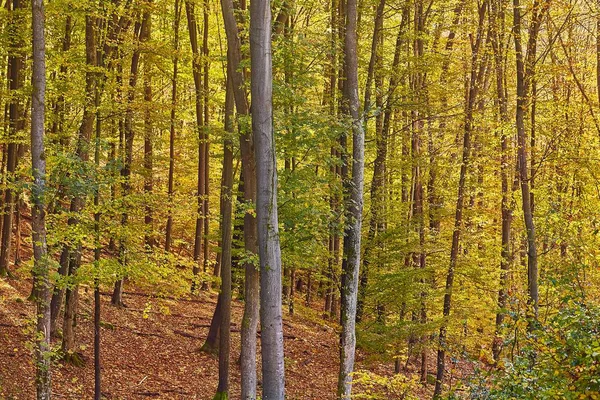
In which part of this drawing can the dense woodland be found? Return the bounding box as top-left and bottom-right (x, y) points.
(1, 0), (600, 398)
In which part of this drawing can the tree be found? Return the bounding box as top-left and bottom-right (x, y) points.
(513, 0), (549, 323)
(250, 0), (286, 394)
(165, 0), (182, 253)
(219, 0), (260, 395)
(337, 0), (365, 393)
(62, 12), (98, 363)
(213, 70), (235, 400)
(434, 1), (488, 396)
(0, 0), (25, 277)
(31, 0), (51, 397)
(112, 5), (151, 306)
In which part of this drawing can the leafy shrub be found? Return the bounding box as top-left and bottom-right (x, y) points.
(467, 301), (600, 399)
(352, 370), (420, 399)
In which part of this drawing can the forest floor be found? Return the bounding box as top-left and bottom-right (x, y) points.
(0, 273), (449, 400)
(0, 213), (460, 400)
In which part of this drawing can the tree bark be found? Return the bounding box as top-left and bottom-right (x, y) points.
(202, 0), (211, 286)
(214, 71), (235, 400)
(250, 0), (285, 394)
(93, 95), (102, 400)
(337, 0), (365, 393)
(220, 0), (259, 395)
(31, 0), (51, 396)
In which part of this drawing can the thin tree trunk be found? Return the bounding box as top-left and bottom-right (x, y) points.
(357, 0), (385, 322)
(214, 70), (235, 400)
(411, 1), (428, 382)
(513, 0), (548, 323)
(93, 98), (102, 400)
(337, 0), (365, 393)
(50, 247), (69, 336)
(220, 0), (259, 395)
(202, 0), (211, 286)
(186, 1), (207, 292)
(143, 15), (154, 249)
(0, 0), (25, 277)
(165, 0), (181, 252)
(62, 13), (98, 361)
(325, 0), (340, 321)
(112, 7), (151, 306)
(433, 2), (487, 397)
(203, 295), (222, 354)
(31, 0), (51, 396)
(46, 14), (72, 321)
(490, 0), (512, 362)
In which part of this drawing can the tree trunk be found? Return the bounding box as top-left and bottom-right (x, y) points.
(202, 0), (211, 286)
(93, 96), (102, 400)
(214, 71), (235, 400)
(220, 0), (259, 395)
(357, 0), (385, 323)
(337, 0), (365, 393)
(513, 0), (549, 324)
(50, 246), (69, 336)
(433, 2), (487, 397)
(0, 0), (25, 277)
(186, 0), (207, 293)
(251, 0), (286, 393)
(165, 0), (181, 252)
(112, 7), (151, 306)
(31, 0), (51, 396)
(143, 15), (154, 249)
(62, 13), (98, 360)
(490, 0), (512, 362)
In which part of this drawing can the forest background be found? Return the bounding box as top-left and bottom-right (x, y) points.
(1, 0), (600, 398)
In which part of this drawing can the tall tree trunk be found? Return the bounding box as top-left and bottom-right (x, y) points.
(490, 0), (512, 362)
(112, 8), (151, 306)
(411, 0), (428, 382)
(143, 15), (154, 249)
(337, 0), (365, 393)
(202, 0), (211, 285)
(325, 0), (340, 321)
(214, 69), (235, 400)
(220, 0), (259, 395)
(433, 2), (487, 397)
(165, 0), (181, 252)
(357, 0), (385, 323)
(31, 0), (51, 397)
(513, 0), (548, 324)
(93, 99), (102, 400)
(251, 0), (285, 394)
(0, 0), (25, 277)
(186, 0), (207, 292)
(62, 13), (98, 361)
